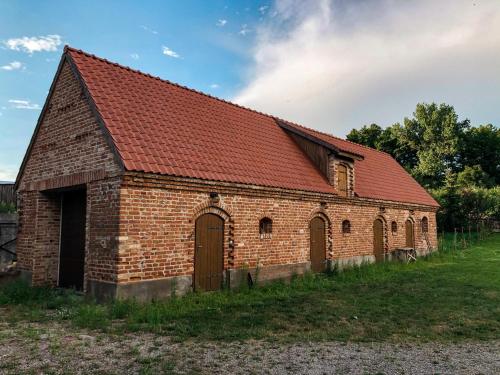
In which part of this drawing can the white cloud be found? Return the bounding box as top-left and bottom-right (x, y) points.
(0, 167), (17, 181)
(0, 61), (24, 71)
(259, 5), (269, 14)
(238, 24), (251, 36)
(216, 19), (228, 27)
(3, 35), (62, 54)
(162, 46), (180, 58)
(8, 99), (41, 110)
(130, 53), (139, 60)
(141, 25), (158, 35)
(0, 112), (2, 116)
(210, 83), (220, 89)
(234, 0), (500, 136)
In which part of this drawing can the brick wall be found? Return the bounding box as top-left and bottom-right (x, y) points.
(115, 174), (437, 283)
(18, 60), (120, 191)
(86, 178), (121, 283)
(328, 155), (355, 198)
(16, 59), (121, 284)
(31, 192), (61, 285)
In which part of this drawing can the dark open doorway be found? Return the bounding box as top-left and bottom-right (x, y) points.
(58, 189), (86, 290)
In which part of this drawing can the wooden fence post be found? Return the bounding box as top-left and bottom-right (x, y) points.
(454, 228), (457, 251)
(461, 227), (466, 249)
(468, 225), (471, 247)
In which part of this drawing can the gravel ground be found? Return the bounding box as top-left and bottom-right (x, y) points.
(0, 321), (498, 374)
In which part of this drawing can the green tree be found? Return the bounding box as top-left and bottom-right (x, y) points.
(346, 103), (498, 231)
(347, 123), (418, 171)
(459, 124), (500, 185)
(346, 123), (383, 149)
(377, 124), (418, 171)
(400, 103), (469, 188)
(456, 165), (495, 188)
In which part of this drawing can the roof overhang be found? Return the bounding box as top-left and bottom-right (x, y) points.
(276, 119), (364, 161)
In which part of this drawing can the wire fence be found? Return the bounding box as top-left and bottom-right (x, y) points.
(437, 220), (496, 252)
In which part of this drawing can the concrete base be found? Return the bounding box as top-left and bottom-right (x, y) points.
(228, 262), (310, 288)
(88, 275), (192, 302)
(329, 255), (376, 271)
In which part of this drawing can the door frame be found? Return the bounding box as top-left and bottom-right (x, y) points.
(310, 215), (327, 272)
(194, 212), (225, 291)
(373, 216), (387, 262)
(405, 218), (415, 248)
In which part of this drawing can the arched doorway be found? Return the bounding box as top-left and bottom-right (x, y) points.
(373, 218), (385, 262)
(194, 213), (224, 291)
(310, 217), (326, 272)
(405, 219), (415, 248)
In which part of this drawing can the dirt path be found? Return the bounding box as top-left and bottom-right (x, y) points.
(0, 322), (498, 374)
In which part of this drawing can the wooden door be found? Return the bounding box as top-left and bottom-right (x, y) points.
(405, 220), (414, 248)
(194, 214), (224, 291)
(58, 190), (86, 290)
(337, 164), (348, 197)
(310, 217), (326, 272)
(373, 219), (385, 262)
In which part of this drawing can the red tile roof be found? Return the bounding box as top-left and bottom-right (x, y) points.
(281, 121), (439, 207)
(66, 47), (438, 207)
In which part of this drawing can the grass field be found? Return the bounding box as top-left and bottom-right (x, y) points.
(1, 234), (499, 343)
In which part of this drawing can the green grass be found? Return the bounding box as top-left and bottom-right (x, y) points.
(1, 234), (499, 343)
(0, 201), (15, 213)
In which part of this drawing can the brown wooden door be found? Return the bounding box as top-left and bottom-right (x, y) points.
(194, 214), (224, 291)
(405, 220), (414, 248)
(337, 164), (348, 197)
(58, 190), (86, 290)
(310, 217), (326, 272)
(373, 219), (385, 262)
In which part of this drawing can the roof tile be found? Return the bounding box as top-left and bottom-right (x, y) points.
(66, 47), (438, 206)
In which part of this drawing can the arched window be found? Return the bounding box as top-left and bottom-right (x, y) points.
(421, 217), (428, 233)
(391, 221), (397, 233)
(337, 164), (348, 197)
(342, 220), (351, 234)
(259, 217), (272, 239)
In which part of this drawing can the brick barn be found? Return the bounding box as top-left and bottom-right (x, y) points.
(15, 47), (439, 300)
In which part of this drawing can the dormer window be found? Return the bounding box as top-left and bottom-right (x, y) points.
(337, 164), (348, 197)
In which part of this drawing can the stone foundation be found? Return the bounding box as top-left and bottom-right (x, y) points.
(88, 275), (192, 302)
(228, 262), (311, 288)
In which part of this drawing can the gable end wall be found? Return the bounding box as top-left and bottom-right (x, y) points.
(16, 60), (122, 284)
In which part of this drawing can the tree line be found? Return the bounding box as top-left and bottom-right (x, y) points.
(346, 103), (499, 231)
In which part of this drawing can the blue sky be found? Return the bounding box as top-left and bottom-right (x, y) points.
(0, 0), (263, 180)
(1, 0), (499, 181)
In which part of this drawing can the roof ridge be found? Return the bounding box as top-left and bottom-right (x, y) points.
(64, 45), (390, 158)
(64, 45), (283, 120)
